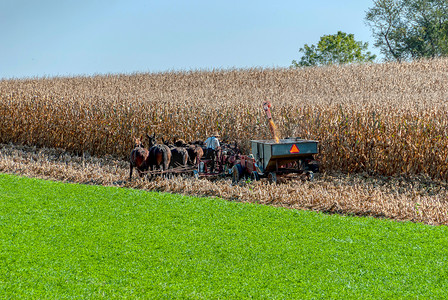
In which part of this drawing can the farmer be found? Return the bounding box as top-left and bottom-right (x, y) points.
(204, 132), (221, 172)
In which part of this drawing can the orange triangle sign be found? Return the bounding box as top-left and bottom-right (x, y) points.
(290, 144), (300, 154)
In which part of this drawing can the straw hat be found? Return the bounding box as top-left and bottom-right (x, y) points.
(212, 131), (220, 137)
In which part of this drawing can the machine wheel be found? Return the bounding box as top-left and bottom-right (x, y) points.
(250, 171), (260, 181)
(268, 172), (277, 184)
(306, 171), (314, 181)
(309, 163), (319, 173)
(232, 164), (243, 183)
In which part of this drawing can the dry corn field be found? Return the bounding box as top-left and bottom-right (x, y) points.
(2, 58), (448, 225)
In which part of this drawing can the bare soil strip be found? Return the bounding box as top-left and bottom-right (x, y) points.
(1, 143), (447, 226)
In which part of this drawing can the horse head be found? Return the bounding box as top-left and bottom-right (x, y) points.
(133, 136), (144, 148)
(146, 133), (157, 148)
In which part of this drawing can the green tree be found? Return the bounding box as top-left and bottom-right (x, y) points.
(365, 0), (448, 61)
(291, 31), (376, 67)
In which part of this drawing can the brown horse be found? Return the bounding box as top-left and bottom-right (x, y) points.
(186, 143), (204, 166)
(129, 137), (149, 181)
(146, 133), (171, 177)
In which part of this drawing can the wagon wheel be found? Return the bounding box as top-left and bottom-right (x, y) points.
(268, 172), (277, 184)
(250, 171), (260, 181)
(309, 163), (319, 173)
(306, 171), (314, 181)
(231, 164), (243, 184)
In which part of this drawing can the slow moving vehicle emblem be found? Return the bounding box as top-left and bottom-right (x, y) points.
(290, 144), (300, 154)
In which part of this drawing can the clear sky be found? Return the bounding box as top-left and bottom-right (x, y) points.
(1, 0), (380, 79)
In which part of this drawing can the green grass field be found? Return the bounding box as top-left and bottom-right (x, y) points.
(1, 173), (447, 299)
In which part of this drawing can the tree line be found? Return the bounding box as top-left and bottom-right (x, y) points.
(292, 0), (448, 67)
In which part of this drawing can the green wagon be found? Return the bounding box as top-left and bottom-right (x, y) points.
(249, 138), (319, 183)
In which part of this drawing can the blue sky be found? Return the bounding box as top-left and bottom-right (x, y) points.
(1, 0), (379, 79)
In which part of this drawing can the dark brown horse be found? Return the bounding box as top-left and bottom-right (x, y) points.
(146, 133), (171, 177)
(129, 137), (149, 181)
(170, 147), (189, 168)
(163, 138), (189, 168)
(172, 139), (204, 166)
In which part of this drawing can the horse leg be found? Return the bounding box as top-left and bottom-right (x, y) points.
(145, 165), (151, 180)
(160, 165), (166, 178)
(129, 164), (133, 181)
(162, 161), (167, 179)
(149, 165), (155, 180)
(160, 164), (165, 178)
(165, 165), (172, 179)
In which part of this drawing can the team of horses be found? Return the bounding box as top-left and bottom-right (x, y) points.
(129, 134), (204, 180)
(129, 133), (240, 181)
